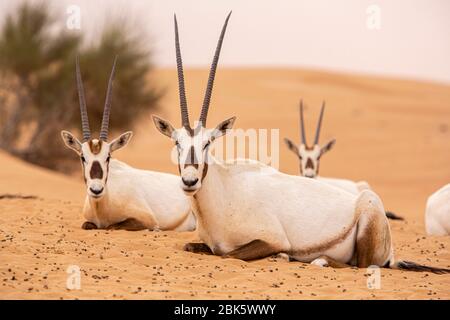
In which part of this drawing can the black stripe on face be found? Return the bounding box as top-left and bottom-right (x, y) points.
(305, 158), (314, 170)
(184, 145), (199, 169)
(90, 161), (103, 179)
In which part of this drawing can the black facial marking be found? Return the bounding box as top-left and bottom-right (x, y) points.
(184, 145), (199, 169)
(201, 163), (208, 181)
(305, 158), (314, 170)
(200, 145), (211, 182)
(90, 161), (103, 179)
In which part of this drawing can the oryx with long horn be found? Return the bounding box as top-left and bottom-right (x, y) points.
(284, 101), (403, 220)
(151, 12), (447, 273)
(61, 56), (196, 231)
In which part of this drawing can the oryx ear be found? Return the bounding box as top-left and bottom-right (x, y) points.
(110, 131), (133, 153)
(152, 115), (175, 139)
(320, 138), (336, 156)
(61, 130), (82, 154)
(284, 138), (299, 156)
(212, 116), (236, 139)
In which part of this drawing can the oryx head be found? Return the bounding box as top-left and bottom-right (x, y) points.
(61, 57), (132, 200)
(284, 101), (336, 178)
(152, 12), (235, 196)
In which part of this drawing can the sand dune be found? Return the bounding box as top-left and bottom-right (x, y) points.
(0, 68), (449, 299)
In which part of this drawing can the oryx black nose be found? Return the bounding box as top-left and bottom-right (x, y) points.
(182, 178), (198, 187)
(90, 187), (104, 195)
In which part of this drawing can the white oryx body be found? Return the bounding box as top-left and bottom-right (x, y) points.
(82, 159), (195, 231)
(191, 157), (388, 264)
(61, 57), (195, 232)
(425, 184), (450, 236)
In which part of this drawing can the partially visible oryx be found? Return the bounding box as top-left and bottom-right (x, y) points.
(151, 12), (448, 273)
(425, 184), (450, 235)
(284, 101), (403, 220)
(61, 57), (196, 231)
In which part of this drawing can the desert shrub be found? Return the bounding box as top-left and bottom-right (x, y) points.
(0, 2), (161, 171)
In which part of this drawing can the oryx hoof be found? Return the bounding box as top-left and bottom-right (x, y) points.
(274, 253), (290, 262)
(183, 242), (212, 254)
(310, 257), (329, 267)
(82, 221), (98, 230)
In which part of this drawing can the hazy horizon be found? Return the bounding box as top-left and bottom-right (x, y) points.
(1, 0), (449, 84)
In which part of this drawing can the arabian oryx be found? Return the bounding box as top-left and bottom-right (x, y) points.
(61, 57), (195, 231)
(425, 184), (450, 235)
(284, 101), (403, 220)
(151, 12), (449, 273)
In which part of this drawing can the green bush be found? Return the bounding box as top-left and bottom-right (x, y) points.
(0, 2), (161, 171)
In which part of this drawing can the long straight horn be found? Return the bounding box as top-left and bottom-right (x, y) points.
(299, 100), (306, 145)
(199, 11), (232, 126)
(314, 101), (325, 145)
(76, 56), (91, 141)
(99, 56), (118, 141)
(174, 14), (190, 128)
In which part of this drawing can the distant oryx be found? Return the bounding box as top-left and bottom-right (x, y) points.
(151, 12), (448, 273)
(425, 184), (450, 235)
(61, 57), (195, 231)
(284, 101), (403, 220)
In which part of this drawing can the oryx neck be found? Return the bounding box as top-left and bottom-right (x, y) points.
(192, 158), (222, 212)
(88, 189), (110, 212)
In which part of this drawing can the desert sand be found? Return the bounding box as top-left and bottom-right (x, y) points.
(0, 68), (449, 299)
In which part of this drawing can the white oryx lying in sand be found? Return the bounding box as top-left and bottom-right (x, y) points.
(425, 184), (450, 235)
(284, 101), (403, 220)
(151, 12), (449, 274)
(61, 57), (195, 231)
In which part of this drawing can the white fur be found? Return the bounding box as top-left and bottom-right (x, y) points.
(317, 176), (370, 195)
(425, 184), (450, 236)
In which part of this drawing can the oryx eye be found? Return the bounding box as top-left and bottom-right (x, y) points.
(203, 141), (211, 150)
(80, 155), (86, 163)
(175, 141), (180, 148)
(106, 155), (111, 162)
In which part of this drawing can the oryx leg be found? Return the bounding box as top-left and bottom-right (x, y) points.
(354, 190), (393, 268)
(184, 242), (213, 254)
(311, 255), (351, 268)
(106, 218), (148, 231)
(222, 239), (279, 261)
(81, 221), (98, 230)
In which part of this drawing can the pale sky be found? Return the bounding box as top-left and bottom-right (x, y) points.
(1, 0), (450, 84)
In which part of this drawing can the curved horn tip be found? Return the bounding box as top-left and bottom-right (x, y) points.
(299, 99), (307, 145)
(314, 101), (326, 145)
(198, 10), (232, 126)
(99, 55), (119, 141)
(75, 55), (91, 141)
(112, 55), (118, 67)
